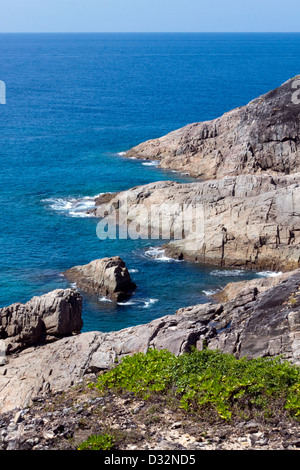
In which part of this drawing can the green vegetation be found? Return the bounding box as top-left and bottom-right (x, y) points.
(288, 294), (299, 306)
(93, 348), (300, 421)
(77, 433), (115, 450)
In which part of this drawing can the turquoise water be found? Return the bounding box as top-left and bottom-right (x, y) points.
(1, 33), (300, 332)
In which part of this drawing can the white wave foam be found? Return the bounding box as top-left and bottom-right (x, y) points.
(128, 269), (139, 273)
(143, 298), (158, 308)
(144, 246), (182, 262)
(117, 151), (127, 156)
(99, 296), (113, 303)
(171, 169), (190, 176)
(117, 297), (158, 308)
(43, 194), (102, 218)
(257, 271), (283, 278)
(142, 160), (159, 166)
(202, 289), (219, 296)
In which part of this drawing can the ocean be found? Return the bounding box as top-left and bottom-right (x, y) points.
(1, 33), (300, 332)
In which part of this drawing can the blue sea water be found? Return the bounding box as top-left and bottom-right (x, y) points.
(1, 33), (300, 333)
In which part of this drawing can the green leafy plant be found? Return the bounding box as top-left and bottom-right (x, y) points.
(77, 433), (115, 451)
(94, 347), (300, 421)
(288, 294), (298, 306)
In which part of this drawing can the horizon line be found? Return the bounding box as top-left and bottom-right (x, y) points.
(1, 31), (300, 34)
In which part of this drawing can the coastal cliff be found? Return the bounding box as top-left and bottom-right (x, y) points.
(125, 76), (300, 180)
(1, 269), (300, 449)
(63, 256), (136, 302)
(94, 174), (300, 271)
(94, 78), (300, 272)
(1, 76), (300, 450)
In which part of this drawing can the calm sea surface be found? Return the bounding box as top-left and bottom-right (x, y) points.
(1, 33), (300, 332)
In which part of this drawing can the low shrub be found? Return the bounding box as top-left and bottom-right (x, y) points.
(93, 348), (300, 421)
(77, 433), (115, 450)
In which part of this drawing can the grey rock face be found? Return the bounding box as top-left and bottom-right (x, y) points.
(125, 76), (300, 180)
(94, 79), (300, 271)
(63, 256), (137, 301)
(94, 174), (300, 271)
(209, 273), (300, 358)
(0, 289), (82, 354)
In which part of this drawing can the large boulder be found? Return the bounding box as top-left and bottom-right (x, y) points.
(0, 289), (83, 354)
(63, 256), (137, 302)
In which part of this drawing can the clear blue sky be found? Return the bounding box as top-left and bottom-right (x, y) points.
(0, 0), (300, 33)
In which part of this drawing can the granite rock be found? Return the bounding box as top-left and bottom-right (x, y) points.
(63, 256), (137, 302)
(1, 271), (299, 413)
(94, 174), (300, 271)
(0, 289), (82, 355)
(125, 76), (300, 180)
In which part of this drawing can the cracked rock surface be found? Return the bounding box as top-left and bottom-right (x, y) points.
(94, 173), (300, 271)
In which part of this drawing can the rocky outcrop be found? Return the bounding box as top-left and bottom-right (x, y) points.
(125, 76), (300, 180)
(92, 77), (300, 273)
(206, 270), (300, 361)
(2, 76), (300, 417)
(213, 270), (300, 303)
(63, 257), (137, 302)
(1, 271), (299, 413)
(0, 289), (82, 355)
(94, 174), (300, 271)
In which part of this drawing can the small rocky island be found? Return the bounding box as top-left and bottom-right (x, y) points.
(63, 256), (137, 302)
(1, 76), (300, 450)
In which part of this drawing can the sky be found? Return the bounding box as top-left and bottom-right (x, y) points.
(0, 0), (300, 33)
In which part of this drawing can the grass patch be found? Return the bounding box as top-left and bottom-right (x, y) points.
(92, 348), (300, 421)
(77, 433), (115, 450)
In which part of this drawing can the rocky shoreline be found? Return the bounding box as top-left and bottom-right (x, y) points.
(115, 77), (300, 271)
(93, 173), (300, 272)
(1, 268), (300, 413)
(125, 76), (300, 181)
(0, 268), (300, 450)
(1, 76), (300, 450)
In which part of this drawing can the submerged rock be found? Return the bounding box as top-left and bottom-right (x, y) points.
(63, 256), (137, 302)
